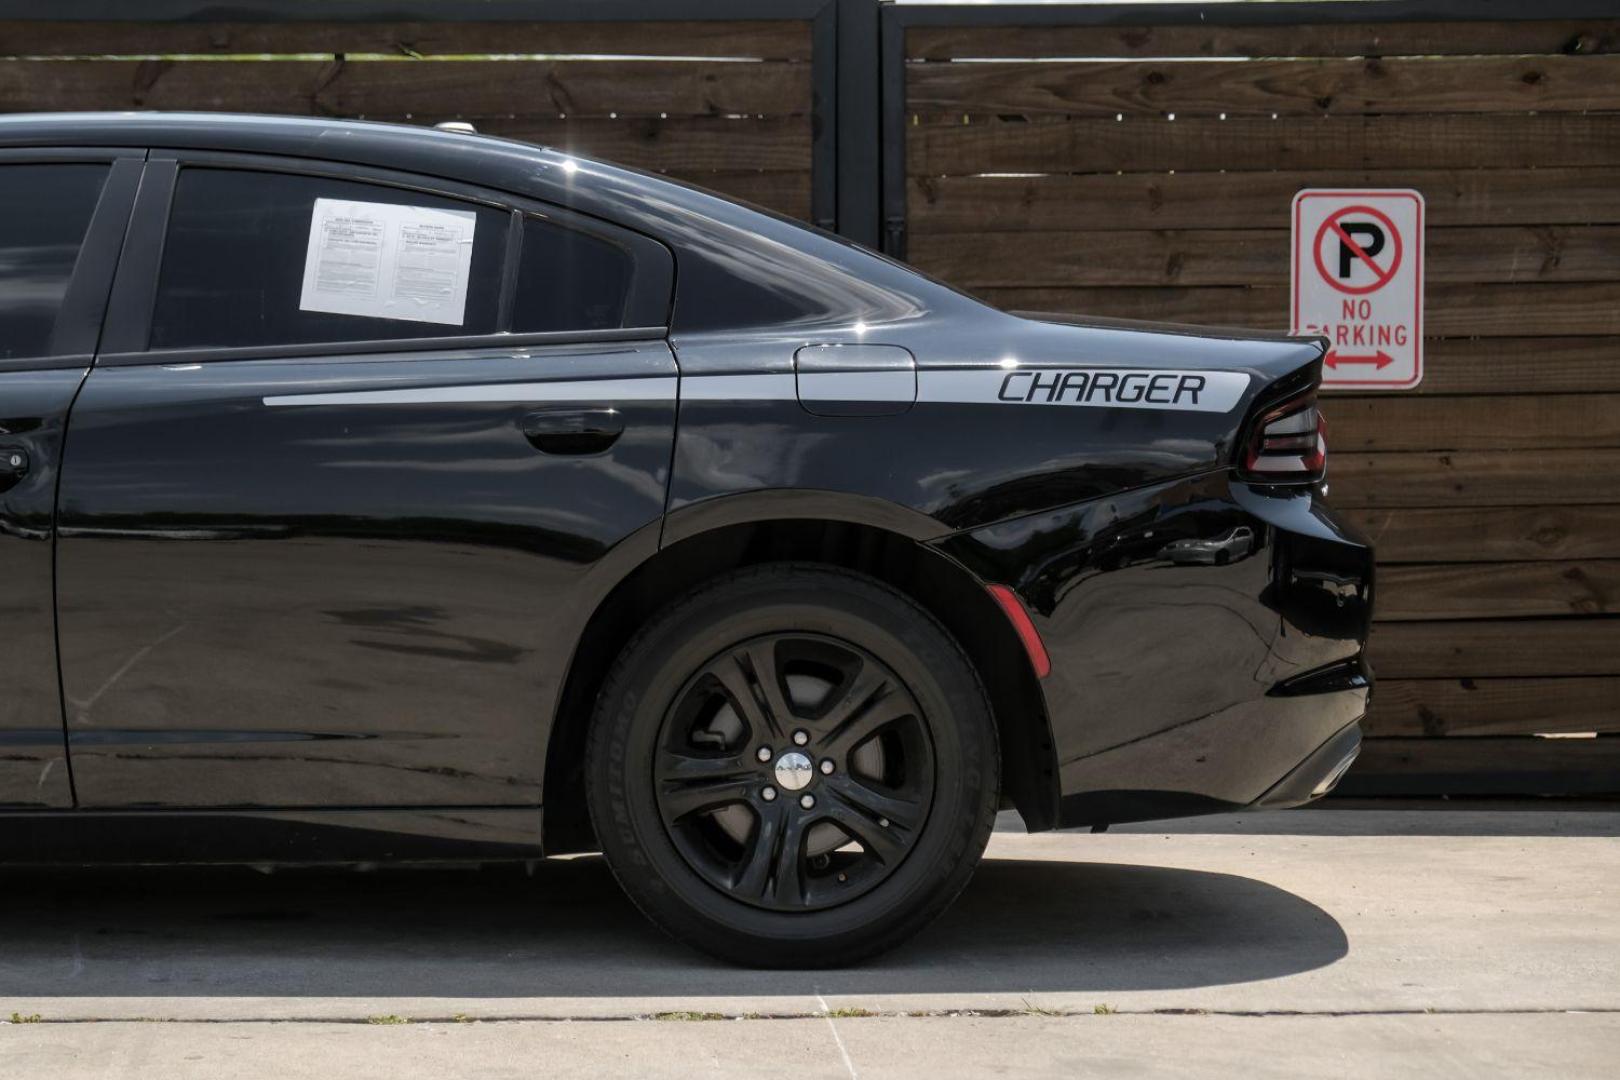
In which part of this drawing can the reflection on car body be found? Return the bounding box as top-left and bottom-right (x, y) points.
(1160, 525), (1257, 566)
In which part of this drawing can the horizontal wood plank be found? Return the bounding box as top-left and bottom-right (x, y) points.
(908, 55), (1620, 118)
(1329, 449), (1620, 509)
(0, 20), (813, 60)
(1329, 395), (1620, 453)
(1370, 620), (1620, 678)
(907, 20), (1620, 61)
(1340, 337), (1620, 397)
(473, 115), (809, 172)
(1364, 678), (1620, 737)
(909, 168), (1620, 233)
(1376, 561), (1620, 621)
(1349, 284), (1620, 338)
(985, 282), (1620, 336)
(1344, 506), (1620, 564)
(0, 58), (810, 118)
(1339, 736), (1620, 796)
(909, 226), (1620, 287)
(907, 114), (1620, 175)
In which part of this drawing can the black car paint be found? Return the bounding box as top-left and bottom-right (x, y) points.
(0, 367), (84, 810)
(0, 149), (145, 810)
(940, 474), (1371, 826)
(56, 342), (678, 808)
(0, 114), (1372, 857)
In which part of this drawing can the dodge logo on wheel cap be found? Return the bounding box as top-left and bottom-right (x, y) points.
(773, 751), (814, 792)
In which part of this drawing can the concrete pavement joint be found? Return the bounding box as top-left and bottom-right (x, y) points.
(6, 1007), (1620, 1026)
(815, 991), (860, 1080)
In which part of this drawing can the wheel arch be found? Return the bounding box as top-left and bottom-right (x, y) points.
(542, 506), (1059, 854)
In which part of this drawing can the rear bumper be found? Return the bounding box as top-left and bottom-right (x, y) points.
(1053, 681), (1367, 828)
(1253, 718), (1363, 810)
(936, 471), (1374, 829)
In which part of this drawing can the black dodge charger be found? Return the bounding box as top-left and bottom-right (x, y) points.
(0, 113), (1371, 966)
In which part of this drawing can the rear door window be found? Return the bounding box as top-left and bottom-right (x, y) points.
(149, 168), (509, 351)
(0, 163), (108, 359)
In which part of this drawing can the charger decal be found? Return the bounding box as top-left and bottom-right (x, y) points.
(918, 368), (1249, 413)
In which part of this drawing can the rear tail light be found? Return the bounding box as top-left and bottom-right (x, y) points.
(1242, 392), (1326, 483)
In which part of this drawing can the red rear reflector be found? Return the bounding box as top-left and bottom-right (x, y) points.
(987, 584), (1051, 679)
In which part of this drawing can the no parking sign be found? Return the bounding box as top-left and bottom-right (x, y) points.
(1291, 189), (1425, 389)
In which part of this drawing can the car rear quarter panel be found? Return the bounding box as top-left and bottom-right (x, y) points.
(668, 313), (1323, 534)
(667, 299), (1360, 824)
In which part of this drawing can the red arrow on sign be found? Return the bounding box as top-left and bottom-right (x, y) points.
(1325, 350), (1394, 369)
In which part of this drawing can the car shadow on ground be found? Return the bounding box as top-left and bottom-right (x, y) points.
(0, 854), (1346, 999)
(1103, 802), (1620, 837)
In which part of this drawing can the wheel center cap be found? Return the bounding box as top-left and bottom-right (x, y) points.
(773, 750), (814, 792)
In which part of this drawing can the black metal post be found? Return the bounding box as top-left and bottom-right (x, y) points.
(878, 1), (908, 259)
(810, 1), (840, 232)
(833, 0), (882, 248)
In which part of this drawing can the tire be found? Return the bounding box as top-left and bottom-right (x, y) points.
(585, 563), (1000, 968)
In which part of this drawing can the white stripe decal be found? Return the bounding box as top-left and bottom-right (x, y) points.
(262, 369), (1247, 412)
(264, 377), (677, 408)
(679, 373), (797, 401)
(919, 368), (1249, 413)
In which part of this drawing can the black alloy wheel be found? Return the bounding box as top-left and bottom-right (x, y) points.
(654, 631), (936, 913)
(586, 564), (1000, 967)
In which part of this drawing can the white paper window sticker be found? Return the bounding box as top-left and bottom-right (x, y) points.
(298, 197), (476, 326)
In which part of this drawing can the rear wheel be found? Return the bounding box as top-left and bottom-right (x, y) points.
(585, 564), (999, 967)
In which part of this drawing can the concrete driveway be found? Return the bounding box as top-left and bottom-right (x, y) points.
(1, 806), (1615, 1077)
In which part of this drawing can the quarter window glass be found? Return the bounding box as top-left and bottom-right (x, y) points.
(150, 168), (508, 350)
(0, 164), (107, 359)
(510, 216), (635, 332)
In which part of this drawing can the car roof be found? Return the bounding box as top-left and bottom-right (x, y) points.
(0, 111), (625, 199)
(0, 110), (488, 147)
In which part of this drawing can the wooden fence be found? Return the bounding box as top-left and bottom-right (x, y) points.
(0, 16), (817, 219)
(1, 1), (1617, 797)
(895, 7), (1620, 795)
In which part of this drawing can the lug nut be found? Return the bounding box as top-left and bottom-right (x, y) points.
(762, 786), (777, 802)
(756, 746), (772, 763)
(819, 759), (834, 775)
(792, 730), (809, 746)
(799, 794), (815, 810)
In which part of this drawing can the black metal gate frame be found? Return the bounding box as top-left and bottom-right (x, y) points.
(8, 1), (1619, 256)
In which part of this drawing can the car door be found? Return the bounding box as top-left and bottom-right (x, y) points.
(55, 154), (677, 809)
(0, 151), (140, 809)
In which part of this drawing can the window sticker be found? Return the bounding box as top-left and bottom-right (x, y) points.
(298, 198), (477, 326)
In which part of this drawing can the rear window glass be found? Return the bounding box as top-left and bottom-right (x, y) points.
(509, 215), (636, 333)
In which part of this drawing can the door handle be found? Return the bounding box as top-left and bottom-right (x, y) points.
(519, 407), (625, 455)
(0, 446), (28, 492)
